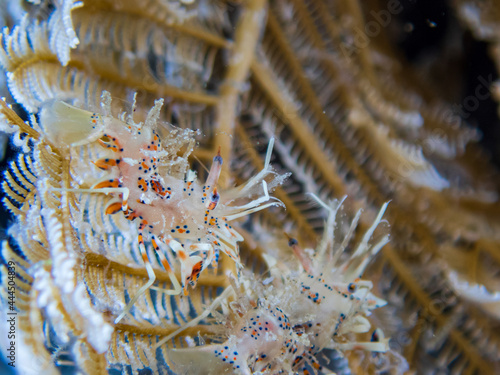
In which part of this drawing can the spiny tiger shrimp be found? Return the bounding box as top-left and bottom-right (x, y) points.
(157, 196), (389, 375)
(159, 277), (320, 375)
(159, 197), (393, 374)
(276, 194), (391, 355)
(40, 91), (288, 323)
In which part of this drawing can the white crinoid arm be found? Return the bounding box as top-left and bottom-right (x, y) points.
(47, 0), (83, 66)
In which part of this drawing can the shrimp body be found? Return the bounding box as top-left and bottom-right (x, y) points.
(97, 118), (238, 261)
(167, 301), (312, 375)
(290, 273), (386, 350)
(211, 306), (298, 374)
(40, 93), (286, 322)
(281, 197), (391, 354)
(161, 198), (394, 374)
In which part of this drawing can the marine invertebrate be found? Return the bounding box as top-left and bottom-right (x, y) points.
(162, 197), (400, 374)
(40, 93), (285, 321)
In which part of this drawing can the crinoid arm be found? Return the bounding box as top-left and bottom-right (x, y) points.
(156, 285), (236, 349)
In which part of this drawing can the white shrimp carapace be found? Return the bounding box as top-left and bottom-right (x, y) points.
(162, 198), (391, 374)
(39, 92), (287, 323)
(162, 279), (316, 375)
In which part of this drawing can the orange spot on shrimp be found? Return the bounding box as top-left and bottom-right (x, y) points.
(105, 201), (123, 215)
(98, 136), (123, 152)
(93, 158), (119, 170)
(124, 210), (138, 221)
(137, 179), (148, 191)
(189, 261), (203, 285)
(94, 179), (120, 189)
(151, 180), (169, 197)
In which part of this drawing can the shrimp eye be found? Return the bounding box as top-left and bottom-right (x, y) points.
(347, 283), (357, 293)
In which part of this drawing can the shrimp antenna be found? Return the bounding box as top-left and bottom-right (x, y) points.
(192, 154), (210, 174)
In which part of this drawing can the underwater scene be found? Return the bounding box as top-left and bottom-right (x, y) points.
(0, 0), (499, 374)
